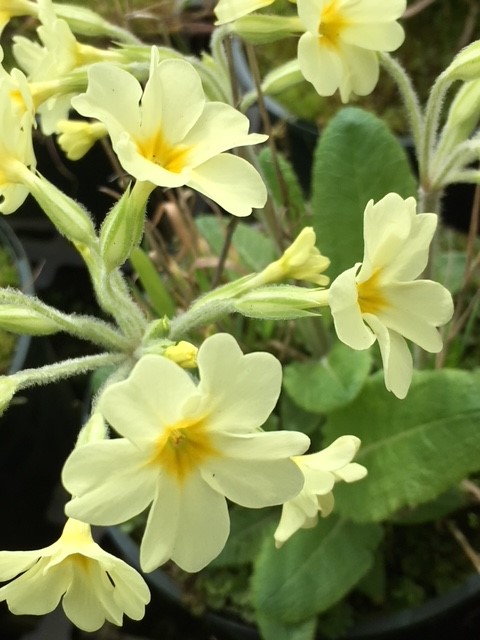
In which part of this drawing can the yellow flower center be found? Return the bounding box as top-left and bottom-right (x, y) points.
(137, 129), (190, 173)
(148, 415), (219, 483)
(318, 0), (350, 49)
(357, 269), (388, 315)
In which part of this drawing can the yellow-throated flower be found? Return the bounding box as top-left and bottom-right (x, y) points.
(71, 48), (268, 217)
(328, 193), (454, 399)
(0, 518), (150, 631)
(63, 333), (309, 573)
(297, 0), (406, 102)
(274, 436), (366, 547)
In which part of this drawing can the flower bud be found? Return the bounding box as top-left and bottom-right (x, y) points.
(445, 40), (480, 82)
(232, 15), (303, 44)
(0, 305), (59, 335)
(163, 341), (198, 369)
(259, 227), (330, 286)
(234, 285), (329, 320)
(100, 181), (154, 272)
(444, 79), (480, 141)
(57, 120), (107, 160)
(20, 170), (96, 247)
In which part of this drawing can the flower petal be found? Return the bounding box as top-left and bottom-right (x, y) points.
(329, 265), (376, 349)
(196, 333), (282, 433)
(364, 314), (412, 399)
(63, 440), (156, 525)
(99, 355), (198, 442)
(187, 153), (267, 217)
(342, 21), (405, 51)
(298, 31), (344, 96)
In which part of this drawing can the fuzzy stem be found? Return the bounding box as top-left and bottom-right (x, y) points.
(13, 352), (127, 392)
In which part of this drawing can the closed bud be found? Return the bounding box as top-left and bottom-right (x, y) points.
(234, 285), (329, 320)
(163, 341), (198, 369)
(0, 305), (59, 335)
(21, 170), (96, 247)
(445, 79), (480, 141)
(232, 15), (303, 44)
(445, 40), (480, 82)
(100, 181), (154, 271)
(261, 59), (304, 97)
(57, 120), (107, 160)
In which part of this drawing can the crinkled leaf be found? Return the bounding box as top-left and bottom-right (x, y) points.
(311, 107), (417, 279)
(257, 614), (317, 640)
(283, 342), (371, 414)
(325, 369), (480, 522)
(258, 146), (306, 225)
(252, 515), (382, 624)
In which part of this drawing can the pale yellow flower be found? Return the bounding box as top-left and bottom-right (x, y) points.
(297, 0), (406, 102)
(259, 227), (330, 285)
(0, 67), (36, 214)
(274, 436), (366, 547)
(0, 519), (150, 631)
(63, 334), (309, 573)
(328, 193), (454, 399)
(71, 48), (268, 217)
(56, 119), (107, 160)
(0, 0), (36, 35)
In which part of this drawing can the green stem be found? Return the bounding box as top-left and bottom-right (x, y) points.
(169, 299), (234, 341)
(379, 53), (424, 157)
(13, 352), (127, 392)
(0, 290), (131, 352)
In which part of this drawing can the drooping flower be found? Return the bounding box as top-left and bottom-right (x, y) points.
(63, 333), (309, 573)
(274, 436), (366, 547)
(12, 0), (123, 133)
(71, 48), (268, 217)
(0, 518), (150, 632)
(297, 0), (406, 102)
(56, 119), (107, 160)
(328, 193), (454, 399)
(0, 63), (36, 214)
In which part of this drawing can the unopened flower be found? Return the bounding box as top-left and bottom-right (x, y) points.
(56, 119), (107, 160)
(259, 227), (330, 286)
(163, 340), (198, 368)
(274, 436), (366, 547)
(71, 48), (268, 217)
(0, 518), (150, 631)
(328, 193), (454, 399)
(297, 0), (406, 102)
(63, 333), (309, 573)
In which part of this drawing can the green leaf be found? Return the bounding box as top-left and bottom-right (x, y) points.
(326, 369), (480, 522)
(257, 614), (317, 640)
(311, 107), (417, 279)
(390, 487), (466, 525)
(280, 393), (322, 436)
(252, 516), (382, 625)
(211, 507), (276, 568)
(232, 223), (276, 272)
(129, 247), (176, 318)
(258, 146), (306, 225)
(283, 342), (371, 414)
(195, 215), (276, 274)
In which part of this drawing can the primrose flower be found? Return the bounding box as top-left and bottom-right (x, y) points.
(0, 76), (36, 214)
(274, 436), (366, 547)
(328, 193), (454, 399)
(297, 0), (406, 102)
(0, 0), (36, 34)
(71, 48), (268, 217)
(0, 518), (150, 631)
(63, 333), (309, 573)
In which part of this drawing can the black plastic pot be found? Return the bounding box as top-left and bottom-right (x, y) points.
(108, 526), (480, 640)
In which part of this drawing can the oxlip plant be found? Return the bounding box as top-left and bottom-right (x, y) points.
(0, 0), (479, 638)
